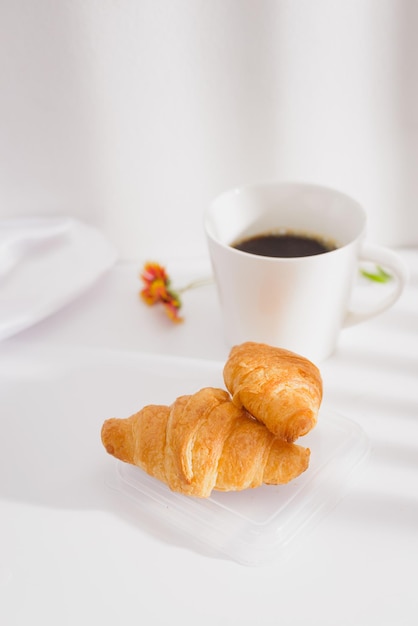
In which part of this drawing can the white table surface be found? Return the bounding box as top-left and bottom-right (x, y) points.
(1, 249), (417, 626)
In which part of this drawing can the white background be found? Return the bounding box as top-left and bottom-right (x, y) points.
(1, 0), (418, 260)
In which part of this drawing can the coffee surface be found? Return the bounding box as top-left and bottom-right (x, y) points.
(232, 232), (336, 258)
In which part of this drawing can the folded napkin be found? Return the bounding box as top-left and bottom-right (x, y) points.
(0, 217), (117, 341)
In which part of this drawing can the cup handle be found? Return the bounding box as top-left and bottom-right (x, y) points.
(344, 243), (409, 327)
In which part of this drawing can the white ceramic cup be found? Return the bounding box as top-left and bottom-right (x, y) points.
(204, 182), (408, 362)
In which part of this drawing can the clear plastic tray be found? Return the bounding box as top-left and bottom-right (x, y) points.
(106, 353), (370, 566)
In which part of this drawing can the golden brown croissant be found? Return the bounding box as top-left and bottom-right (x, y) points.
(101, 387), (310, 498)
(223, 342), (322, 442)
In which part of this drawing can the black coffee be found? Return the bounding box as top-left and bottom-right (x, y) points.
(232, 231), (337, 258)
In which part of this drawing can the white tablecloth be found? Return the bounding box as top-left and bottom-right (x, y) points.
(1, 249), (417, 626)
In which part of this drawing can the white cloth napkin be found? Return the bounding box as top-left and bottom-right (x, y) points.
(0, 217), (117, 341)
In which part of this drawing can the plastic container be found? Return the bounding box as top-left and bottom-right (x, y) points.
(107, 354), (370, 566)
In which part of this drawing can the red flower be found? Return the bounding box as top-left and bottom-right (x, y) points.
(140, 262), (183, 323)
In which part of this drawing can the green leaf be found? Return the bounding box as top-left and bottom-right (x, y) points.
(360, 265), (393, 283)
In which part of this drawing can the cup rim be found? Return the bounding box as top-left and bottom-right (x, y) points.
(204, 180), (366, 261)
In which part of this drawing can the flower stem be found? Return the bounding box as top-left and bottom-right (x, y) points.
(177, 276), (214, 293)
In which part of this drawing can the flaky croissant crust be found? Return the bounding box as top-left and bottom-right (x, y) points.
(223, 342), (323, 442)
(101, 342), (322, 497)
(101, 387), (310, 498)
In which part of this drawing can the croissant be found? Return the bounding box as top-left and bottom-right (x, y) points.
(223, 342), (322, 442)
(101, 387), (310, 498)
